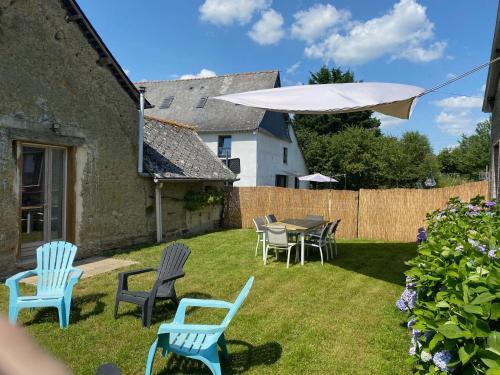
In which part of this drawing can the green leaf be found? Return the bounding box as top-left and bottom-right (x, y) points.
(459, 344), (477, 365)
(482, 358), (500, 368)
(438, 323), (466, 339)
(436, 300), (450, 308)
(463, 304), (483, 315)
(429, 333), (444, 351)
(486, 368), (500, 375)
(489, 332), (500, 354)
(471, 292), (497, 305)
(491, 304), (500, 320)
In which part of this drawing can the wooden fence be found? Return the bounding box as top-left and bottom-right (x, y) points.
(223, 181), (488, 242)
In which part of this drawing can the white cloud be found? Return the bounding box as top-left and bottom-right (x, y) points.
(179, 69), (217, 80)
(286, 61), (301, 75)
(199, 0), (271, 25)
(435, 110), (481, 136)
(304, 0), (446, 65)
(248, 9), (284, 45)
(434, 96), (482, 110)
(374, 113), (406, 129)
(291, 4), (351, 43)
(481, 83), (486, 93)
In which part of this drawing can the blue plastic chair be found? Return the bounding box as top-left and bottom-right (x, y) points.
(145, 277), (254, 375)
(6, 241), (82, 329)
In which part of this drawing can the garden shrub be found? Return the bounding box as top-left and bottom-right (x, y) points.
(397, 196), (500, 374)
(183, 187), (224, 211)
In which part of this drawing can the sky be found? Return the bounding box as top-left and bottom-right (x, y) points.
(78, 0), (498, 152)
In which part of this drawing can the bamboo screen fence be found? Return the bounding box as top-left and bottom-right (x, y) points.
(223, 181), (488, 242)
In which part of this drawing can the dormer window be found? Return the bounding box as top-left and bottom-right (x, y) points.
(159, 96), (174, 109)
(196, 97), (208, 108)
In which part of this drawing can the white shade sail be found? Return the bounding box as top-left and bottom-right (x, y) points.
(213, 82), (425, 119)
(299, 173), (338, 183)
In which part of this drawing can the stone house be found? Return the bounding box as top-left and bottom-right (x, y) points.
(138, 71), (309, 188)
(0, 0), (234, 276)
(484, 3), (500, 198)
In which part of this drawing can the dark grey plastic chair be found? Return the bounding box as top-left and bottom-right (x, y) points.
(114, 243), (191, 327)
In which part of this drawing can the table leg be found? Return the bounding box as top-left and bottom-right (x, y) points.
(300, 232), (305, 266)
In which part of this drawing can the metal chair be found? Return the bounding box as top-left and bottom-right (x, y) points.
(304, 224), (331, 265)
(252, 217), (266, 257)
(264, 214), (277, 224)
(264, 226), (298, 268)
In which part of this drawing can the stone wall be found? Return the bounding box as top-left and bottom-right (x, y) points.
(161, 182), (225, 239)
(0, 0), (157, 275)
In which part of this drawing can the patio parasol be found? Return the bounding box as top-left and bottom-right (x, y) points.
(299, 173), (338, 218)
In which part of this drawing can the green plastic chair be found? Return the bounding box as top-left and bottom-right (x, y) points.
(6, 241), (82, 328)
(145, 277), (254, 375)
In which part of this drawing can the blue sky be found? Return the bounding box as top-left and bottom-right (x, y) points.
(79, 0), (497, 151)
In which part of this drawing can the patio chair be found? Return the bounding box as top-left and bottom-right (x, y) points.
(307, 219), (341, 259)
(264, 226), (298, 268)
(114, 242), (190, 328)
(6, 241), (82, 329)
(264, 214), (277, 224)
(252, 217), (266, 256)
(304, 224), (330, 265)
(145, 277), (255, 375)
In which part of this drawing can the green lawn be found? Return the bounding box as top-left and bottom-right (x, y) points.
(0, 230), (416, 375)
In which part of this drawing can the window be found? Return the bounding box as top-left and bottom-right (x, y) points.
(283, 147), (288, 164)
(196, 97), (208, 108)
(218, 136), (231, 158)
(159, 96), (174, 109)
(275, 174), (287, 188)
(294, 177), (299, 189)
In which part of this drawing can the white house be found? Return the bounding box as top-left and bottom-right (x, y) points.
(138, 71), (308, 187)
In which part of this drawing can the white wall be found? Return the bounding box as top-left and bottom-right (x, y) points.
(199, 132), (258, 187)
(256, 126), (309, 188)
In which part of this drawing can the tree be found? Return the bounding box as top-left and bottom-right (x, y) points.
(293, 66), (381, 137)
(437, 120), (491, 179)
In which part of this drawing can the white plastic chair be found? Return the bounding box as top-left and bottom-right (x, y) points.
(252, 217), (266, 257)
(264, 226), (298, 268)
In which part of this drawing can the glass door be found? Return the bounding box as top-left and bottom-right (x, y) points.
(20, 145), (67, 254)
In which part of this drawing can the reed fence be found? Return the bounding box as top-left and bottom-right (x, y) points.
(223, 181), (488, 242)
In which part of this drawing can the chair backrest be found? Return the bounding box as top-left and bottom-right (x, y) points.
(265, 214), (277, 224)
(35, 241), (78, 294)
(319, 223), (331, 241)
(221, 277), (254, 327)
(156, 242), (191, 288)
(331, 219), (341, 234)
(253, 217), (266, 231)
(305, 215), (324, 221)
(265, 226), (288, 246)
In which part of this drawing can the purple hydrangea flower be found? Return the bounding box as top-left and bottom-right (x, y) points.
(477, 244), (487, 254)
(433, 350), (453, 372)
(396, 299), (407, 311)
(455, 244), (464, 253)
(488, 249), (498, 260)
(396, 288), (417, 311)
(407, 319), (416, 328)
(468, 238), (479, 247)
(467, 204), (481, 216)
(416, 227), (427, 244)
(486, 201), (497, 208)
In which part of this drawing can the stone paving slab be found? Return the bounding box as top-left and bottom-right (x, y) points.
(21, 256), (139, 285)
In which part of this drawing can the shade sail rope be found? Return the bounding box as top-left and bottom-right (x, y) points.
(420, 56), (500, 97)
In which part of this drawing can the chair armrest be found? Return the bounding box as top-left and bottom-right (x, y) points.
(158, 322), (223, 335)
(67, 268), (83, 286)
(162, 271), (185, 282)
(5, 270), (37, 299)
(6, 270), (37, 288)
(174, 298), (232, 324)
(118, 268), (156, 292)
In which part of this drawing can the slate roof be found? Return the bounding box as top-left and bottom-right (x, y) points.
(137, 71), (291, 140)
(143, 116), (236, 181)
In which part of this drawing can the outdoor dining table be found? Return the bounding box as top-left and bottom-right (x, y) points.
(263, 218), (327, 266)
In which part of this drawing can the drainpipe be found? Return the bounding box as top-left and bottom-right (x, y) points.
(155, 180), (163, 243)
(138, 86), (146, 174)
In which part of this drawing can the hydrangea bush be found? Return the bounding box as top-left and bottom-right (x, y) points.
(397, 196), (500, 374)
